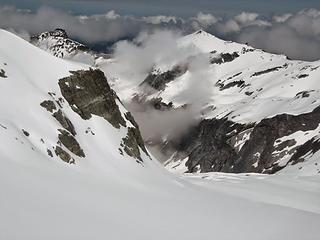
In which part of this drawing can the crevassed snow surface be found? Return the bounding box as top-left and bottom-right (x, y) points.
(1, 30), (320, 240)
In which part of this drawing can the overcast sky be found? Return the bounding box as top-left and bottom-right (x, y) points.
(0, 0), (320, 61)
(2, 0), (320, 16)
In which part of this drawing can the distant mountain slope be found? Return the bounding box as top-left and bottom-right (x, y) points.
(101, 30), (320, 175)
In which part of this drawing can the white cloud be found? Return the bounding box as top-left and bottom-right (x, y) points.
(193, 12), (218, 27)
(1, 5), (320, 60)
(142, 15), (179, 24)
(273, 13), (292, 23)
(234, 12), (259, 24)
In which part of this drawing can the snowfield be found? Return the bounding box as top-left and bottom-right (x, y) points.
(0, 29), (319, 239)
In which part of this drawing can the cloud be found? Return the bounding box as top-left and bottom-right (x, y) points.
(191, 12), (218, 28)
(108, 30), (200, 86)
(273, 13), (292, 23)
(102, 30), (215, 160)
(1, 5), (320, 60)
(236, 9), (320, 60)
(141, 15), (179, 24)
(0, 6), (151, 42)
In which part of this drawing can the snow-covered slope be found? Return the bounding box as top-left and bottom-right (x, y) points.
(1, 29), (320, 240)
(0, 29), (150, 173)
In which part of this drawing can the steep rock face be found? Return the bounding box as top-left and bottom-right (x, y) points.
(169, 107), (320, 174)
(176, 118), (247, 172)
(210, 52), (240, 64)
(58, 69), (149, 161)
(0, 69), (7, 78)
(53, 110), (76, 136)
(234, 108), (320, 173)
(58, 129), (85, 158)
(141, 65), (187, 91)
(59, 69), (126, 129)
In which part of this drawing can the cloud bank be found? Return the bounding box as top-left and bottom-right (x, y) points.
(1, 5), (320, 60)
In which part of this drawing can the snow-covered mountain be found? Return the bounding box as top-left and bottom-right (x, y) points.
(31, 28), (96, 64)
(0, 29), (150, 170)
(1, 29), (320, 240)
(97, 30), (320, 175)
(29, 28), (320, 176)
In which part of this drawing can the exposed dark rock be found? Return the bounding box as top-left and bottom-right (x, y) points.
(168, 107), (320, 174)
(241, 47), (255, 54)
(290, 138), (320, 165)
(59, 69), (126, 129)
(55, 146), (74, 164)
(175, 118), (248, 173)
(227, 72), (242, 80)
(151, 98), (173, 110)
(210, 52), (240, 64)
(31, 28), (89, 57)
(297, 74), (309, 79)
(122, 127), (149, 161)
(141, 65), (187, 90)
(40, 100), (57, 113)
(53, 110), (76, 136)
(58, 129), (85, 157)
(0, 69), (7, 78)
(85, 127), (95, 135)
(22, 129), (30, 137)
(295, 90), (314, 98)
(41, 28), (69, 38)
(251, 64), (287, 77)
(59, 69), (148, 162)
(124, 112), (139, 128)
(218, 80), (247, 91)
(131, 95), (174, 112)
(47, 149), (53, 157)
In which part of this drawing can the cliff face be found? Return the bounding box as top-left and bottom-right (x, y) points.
(58, 69), (149, 162)
(168, 106), (320, 174)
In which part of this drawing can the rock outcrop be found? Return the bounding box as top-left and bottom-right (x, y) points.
(168, 106), (320, 174)
(31, 28), (88, 58)
(59, 69), (126, 129)
(141, 65), (187, 90)
(58, 69), (149, 161)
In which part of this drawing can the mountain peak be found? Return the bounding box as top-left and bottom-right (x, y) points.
(182, 29), (247, 53)
(50, 28), (69, 38)
(31, 28), (69, 41)
(30, 28), (89, 59)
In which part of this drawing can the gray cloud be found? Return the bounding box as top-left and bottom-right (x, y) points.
(1, 5), (320, 60)
(235, 9), (320, 61)
(0, 6), (148, 42)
